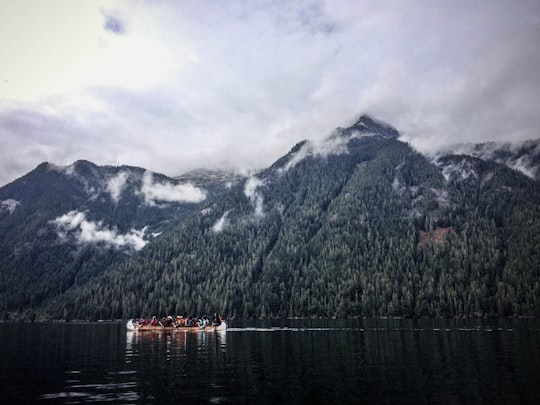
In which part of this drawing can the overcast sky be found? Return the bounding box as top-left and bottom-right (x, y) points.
(1, 0), (539, 186)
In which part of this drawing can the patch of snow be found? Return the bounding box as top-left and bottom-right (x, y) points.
(431, 188), (450, 206)
(200, 207), (213, 216)
(436, 159), (478, 182)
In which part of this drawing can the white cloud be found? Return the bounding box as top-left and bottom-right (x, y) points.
(244, 177), (265, 218)
(278, 128), (360, 173)
(51, 210), (147, 251)
(0, 199), (20, 214)
(244, 177), (263, 200)
(141, 171), (206, 205)
(107, 171), (129, 203)
(508, 156), (537, 179)
(312, 130), (357, 157)
(279, 144), (311, 173)
(212, 210), (230, 233)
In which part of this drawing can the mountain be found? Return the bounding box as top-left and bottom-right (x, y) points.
(3, 115), (532, 321)
(0, 161), (241, 319)
(2, 115), (539, 321)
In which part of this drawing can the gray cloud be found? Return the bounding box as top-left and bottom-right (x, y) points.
(102, 10), (125, 35)
(1, 0), (539, 186)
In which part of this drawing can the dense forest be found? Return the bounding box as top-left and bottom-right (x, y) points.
(1, 116), (539, 320)
(0, 161), (240, 320)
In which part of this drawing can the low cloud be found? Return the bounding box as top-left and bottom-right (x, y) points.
(0, 199), (20, 214)
(51, 210), (147, 251)
(508, 156), (538, 180)
(244, 177), (265, 218)
(312, 130), (357, 157)
(141, 171), (206, 205)
(278, 143), (311, 174)
(278, 128), (357, 173)
(212, 210), (230, 233)
(107, 171), (129, 203)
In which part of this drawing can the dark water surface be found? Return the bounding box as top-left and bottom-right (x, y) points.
(1, 319), (539, 404)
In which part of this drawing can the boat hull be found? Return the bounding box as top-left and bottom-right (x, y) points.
(127, 319), (227, 332)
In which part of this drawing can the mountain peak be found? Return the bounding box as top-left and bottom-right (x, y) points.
(349, 115), (400, 139)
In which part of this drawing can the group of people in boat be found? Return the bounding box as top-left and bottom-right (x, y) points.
(135, 313), (222, 328)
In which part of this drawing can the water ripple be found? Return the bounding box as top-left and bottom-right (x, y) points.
(225, 326), (516, 333)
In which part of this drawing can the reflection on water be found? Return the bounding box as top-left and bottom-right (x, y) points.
(0, 319), (539, 403)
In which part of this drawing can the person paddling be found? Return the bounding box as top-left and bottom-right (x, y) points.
(162, 316), (173, 327)
(212, 313), (222, 326)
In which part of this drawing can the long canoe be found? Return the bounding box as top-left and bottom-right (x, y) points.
(127, 319), (227, 332)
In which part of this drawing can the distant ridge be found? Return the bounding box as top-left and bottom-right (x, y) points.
(433, 139), (540, 180)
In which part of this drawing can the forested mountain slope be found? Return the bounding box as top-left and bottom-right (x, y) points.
(0, 161), (240, 319)
(32, 116), (540, 320)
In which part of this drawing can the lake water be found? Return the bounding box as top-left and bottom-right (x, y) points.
(0, 319), (539, 404)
